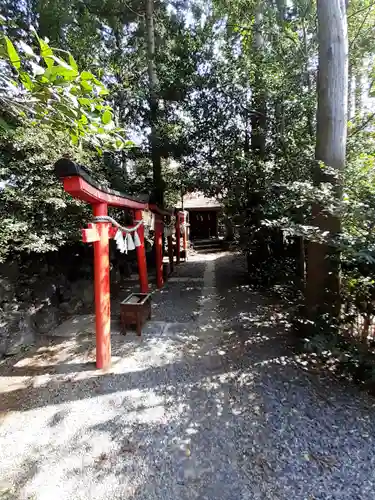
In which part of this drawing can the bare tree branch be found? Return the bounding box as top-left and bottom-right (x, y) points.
(347, 0), (375, 19)
(349, 5), (373, 49)
(348, 112), (375, 137)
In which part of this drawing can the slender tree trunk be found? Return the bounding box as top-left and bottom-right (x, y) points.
(302, 19), (314, 139)
(276, 0), (285, 22)
(275, 99), (285, 152)
(248, 1), (268, 275)
(145, 0), (163, 206)
(306, 0), (348, 321)
(348, 62), (354, 118)
(251, 2), (266, 162)
(275, 1), (286, 153)
(355, 66), (364, 118)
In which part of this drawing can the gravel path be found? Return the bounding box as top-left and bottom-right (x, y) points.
(1, 252), (375, 499)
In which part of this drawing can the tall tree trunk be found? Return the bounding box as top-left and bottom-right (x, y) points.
(145, 0), (163, 206)
(275, 0), (286, 150)
(248, 1), (268, 276)
(251, 2), (266, 162)
(306, 0), (348, 321)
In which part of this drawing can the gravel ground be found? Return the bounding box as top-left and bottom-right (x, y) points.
(1, 252), (375, 500)
(151, 280), (203, 323)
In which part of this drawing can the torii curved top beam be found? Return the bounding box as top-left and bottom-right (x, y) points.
(55, 158), (149, 210)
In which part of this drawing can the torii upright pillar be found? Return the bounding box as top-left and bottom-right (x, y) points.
(182, 211), (188, 261)
(176, 213), (181, 264)
(92, 203), (111, 369)
(155, 215), (164, 288)
(167, 216), (174, 273)
(135, 209), (149, 294)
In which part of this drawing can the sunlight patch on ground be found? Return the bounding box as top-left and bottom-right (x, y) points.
(186, 252), (228, 262)
(1, 391), (175, 500)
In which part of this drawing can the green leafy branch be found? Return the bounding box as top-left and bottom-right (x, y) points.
(0, 26), (129, 153)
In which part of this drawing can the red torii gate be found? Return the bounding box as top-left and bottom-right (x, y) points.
(55, 158), (186, 370)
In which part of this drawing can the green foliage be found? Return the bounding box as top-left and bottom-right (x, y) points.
(0, 29), (124, 151)
(0, 20), (132, 260)
(0, 125), (107, 261)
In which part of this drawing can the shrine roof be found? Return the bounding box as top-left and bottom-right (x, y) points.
(180, 192), (222, 210)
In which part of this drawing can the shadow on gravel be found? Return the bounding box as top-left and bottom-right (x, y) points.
(2, 253), (375, 499)
(0, 457), (39, 500)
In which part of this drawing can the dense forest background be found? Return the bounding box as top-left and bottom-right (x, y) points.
(1, 0), (375, 381)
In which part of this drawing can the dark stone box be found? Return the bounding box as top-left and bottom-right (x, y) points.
(120, 293), (152, 336)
